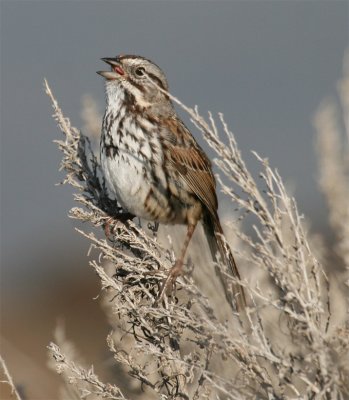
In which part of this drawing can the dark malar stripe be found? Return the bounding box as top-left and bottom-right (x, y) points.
(128, 78), (145, 93)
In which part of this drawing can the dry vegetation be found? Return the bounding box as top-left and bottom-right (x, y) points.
(2, 55), (349, 399)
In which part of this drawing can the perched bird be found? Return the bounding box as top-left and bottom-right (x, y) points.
(97, 55), (246, 310)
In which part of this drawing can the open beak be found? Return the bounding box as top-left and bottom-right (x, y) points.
(97, 57), (125, 80)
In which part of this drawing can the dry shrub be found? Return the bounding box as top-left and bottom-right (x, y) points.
(39, 52), (349, 399)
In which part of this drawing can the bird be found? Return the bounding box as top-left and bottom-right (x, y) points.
(97, 54), (246, 311)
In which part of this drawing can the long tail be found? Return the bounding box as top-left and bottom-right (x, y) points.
(203, 212), (247, 312)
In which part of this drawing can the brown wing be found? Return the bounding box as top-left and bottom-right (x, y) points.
(163, 117), (218, 216)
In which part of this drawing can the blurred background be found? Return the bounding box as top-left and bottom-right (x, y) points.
(1, 1), (348, 398)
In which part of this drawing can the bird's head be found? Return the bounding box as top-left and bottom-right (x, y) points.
(97, 55), (171, 111)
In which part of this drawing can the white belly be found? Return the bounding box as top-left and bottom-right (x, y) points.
(101, 149), (151, 218)
(100, 90), (168, 220)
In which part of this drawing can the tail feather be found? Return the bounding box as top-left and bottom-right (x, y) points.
(203, 212), (247, 312)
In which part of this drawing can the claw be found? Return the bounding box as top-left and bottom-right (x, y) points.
(156, 259), (183, 305)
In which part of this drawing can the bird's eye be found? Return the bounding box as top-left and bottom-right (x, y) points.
(135, 67), (145, 77)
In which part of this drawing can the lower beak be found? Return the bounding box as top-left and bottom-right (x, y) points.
(97, 70), (120, 80)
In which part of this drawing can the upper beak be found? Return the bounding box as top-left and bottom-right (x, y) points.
(97, 57), (124, 80)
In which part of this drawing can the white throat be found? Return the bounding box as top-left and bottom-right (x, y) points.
(105, 80), (152, 109)
(105, 82), (125, 110)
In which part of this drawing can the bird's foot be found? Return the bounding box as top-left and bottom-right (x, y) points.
(103, 212), (135, 239)
(155, 259), (183, 305)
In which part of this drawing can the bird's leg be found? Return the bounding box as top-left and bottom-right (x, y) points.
(158, 222), (197, 302)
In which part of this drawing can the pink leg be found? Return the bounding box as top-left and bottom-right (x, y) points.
(158, 222), (197, 302)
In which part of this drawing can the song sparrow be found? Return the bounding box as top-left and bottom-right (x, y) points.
(97, 55), (246, 310)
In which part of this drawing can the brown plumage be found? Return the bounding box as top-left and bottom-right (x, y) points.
(98, 54), (246, 311)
